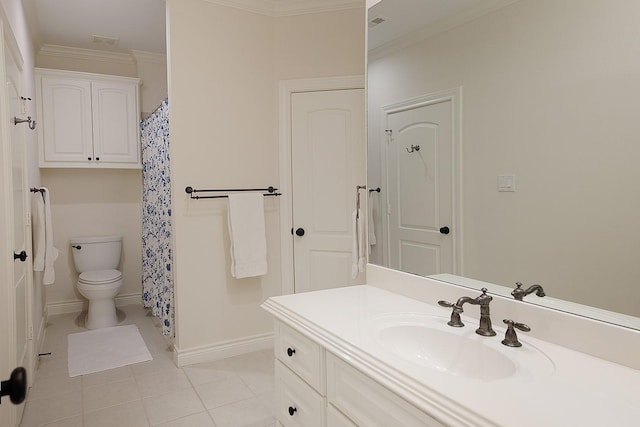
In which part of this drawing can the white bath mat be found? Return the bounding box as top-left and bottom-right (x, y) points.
(67, 324), (152, 377)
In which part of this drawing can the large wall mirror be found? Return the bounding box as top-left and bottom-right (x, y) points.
(366, 0), (640, 329)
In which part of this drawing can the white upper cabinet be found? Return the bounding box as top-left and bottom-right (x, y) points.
(36, 68), (141, 168)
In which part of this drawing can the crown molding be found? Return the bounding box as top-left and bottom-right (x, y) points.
(202, 0), (362, 17)
(131, 50), (167, 65)
(37, 44), (135, 65)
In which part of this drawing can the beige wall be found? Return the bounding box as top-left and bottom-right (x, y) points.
(39, 170), (143, 305)
(274, 8), (365, 80)
(35, 51), (167, 308)
(368, 0), (640, 316)
(132, 51), (168, 117)
(168, 0), (364, 354)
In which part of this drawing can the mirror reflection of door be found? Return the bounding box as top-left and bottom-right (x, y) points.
(383, 94), (457, 276)
(291, 89), (366, 293)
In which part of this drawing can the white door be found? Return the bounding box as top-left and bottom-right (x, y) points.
(291, 89), (365, 293)
(1, 22), (30, 425)
(384, 98), (454, 276)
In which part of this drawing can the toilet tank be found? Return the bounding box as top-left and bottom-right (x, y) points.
(70, 235), (122, 273)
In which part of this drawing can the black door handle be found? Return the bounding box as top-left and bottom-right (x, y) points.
(439, 226), (450, 235)
(295, 228), (305, 237)
(13, 251), (27, 262)
(0, 367), (27, 405)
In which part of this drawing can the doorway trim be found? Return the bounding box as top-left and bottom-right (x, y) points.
(380, 87), (463, 274)
(278, 75), (365, 295)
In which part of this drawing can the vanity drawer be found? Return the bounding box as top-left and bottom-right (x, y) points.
(327, 353), (445, 427)
(276, 321), (325, 393)
(275, 360), (326, 427)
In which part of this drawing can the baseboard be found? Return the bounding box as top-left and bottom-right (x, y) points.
(174, 332), (274, 367)
(46, 293), (142, 316)
(29, 315), (48, 387)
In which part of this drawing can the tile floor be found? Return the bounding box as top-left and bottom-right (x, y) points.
(20, 305), (276, 427)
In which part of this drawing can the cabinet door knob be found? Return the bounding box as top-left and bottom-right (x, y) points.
(288, 406), (297, 416)
(87, 157), (92, 160)
(287, 347), (296, 357)
(95, 157), (100, 161)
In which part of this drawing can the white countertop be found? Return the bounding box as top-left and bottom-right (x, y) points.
(263, 285), (640, 427)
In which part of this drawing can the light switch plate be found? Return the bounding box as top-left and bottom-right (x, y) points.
(498, 174), (516, 192)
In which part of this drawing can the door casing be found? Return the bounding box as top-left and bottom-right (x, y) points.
(278, 75), (365, 295)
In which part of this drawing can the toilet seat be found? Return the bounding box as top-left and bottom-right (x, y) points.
(79, 269), (122, 285)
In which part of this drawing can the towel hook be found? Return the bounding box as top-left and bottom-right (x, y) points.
(14, 116), (36, 130)
(406, 144), (420, 153)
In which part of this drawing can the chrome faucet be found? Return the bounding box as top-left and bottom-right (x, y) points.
(438, 287), (496, 336)
(511, 282), (545, 301)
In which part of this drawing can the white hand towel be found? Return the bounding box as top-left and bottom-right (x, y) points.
(351, 209), (359, 278)
(32, 191), (46, 271)
(351, 209), (365, 279)
(31, 188), (59, 285)
(227, 193), (268, 279)
(357, 208), (366, 273)
(368, 191), (377, 250)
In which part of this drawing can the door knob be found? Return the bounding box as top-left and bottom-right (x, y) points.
(13, 251), (27, 262)
(0, 367), (27, 405)
(439, 226), (450, 235)
(295, 228), (305, 237)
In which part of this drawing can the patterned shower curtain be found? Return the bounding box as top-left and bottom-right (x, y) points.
(140, 99), (174, 337)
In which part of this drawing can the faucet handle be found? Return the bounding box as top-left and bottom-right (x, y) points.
(438, 300), (464, 327)
(501, 319), (531, 347)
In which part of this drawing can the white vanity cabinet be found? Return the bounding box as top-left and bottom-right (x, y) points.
(265, 284), (640, 427)
(274, 321), (326, 427)
(35, 68), (141, 169)
(273, 320), (441, 427)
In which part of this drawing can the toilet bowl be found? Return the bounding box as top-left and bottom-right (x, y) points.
(71, 236), (123, 330)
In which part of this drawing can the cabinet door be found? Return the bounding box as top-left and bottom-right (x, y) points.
(91, 81), (139, 164)
(327, 354), (445, 427)
(40, 76), (93, 163)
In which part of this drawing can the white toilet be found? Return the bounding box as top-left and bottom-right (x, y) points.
(70, 235), (124, 330)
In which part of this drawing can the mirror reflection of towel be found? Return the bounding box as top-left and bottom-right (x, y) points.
(352, 209), (365, 279)
(368, 191), (377, 253)
(32, 188), (59, 285)
(227, 194), (268, 279)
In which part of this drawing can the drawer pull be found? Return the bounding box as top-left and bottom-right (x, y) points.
(287, 347), (296, 357)
(288, 406), (297, 416)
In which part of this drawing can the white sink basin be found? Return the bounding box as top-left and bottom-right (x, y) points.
(371, 313), (555, 381)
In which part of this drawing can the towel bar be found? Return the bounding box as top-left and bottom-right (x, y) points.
(185, 186), (282, 200)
